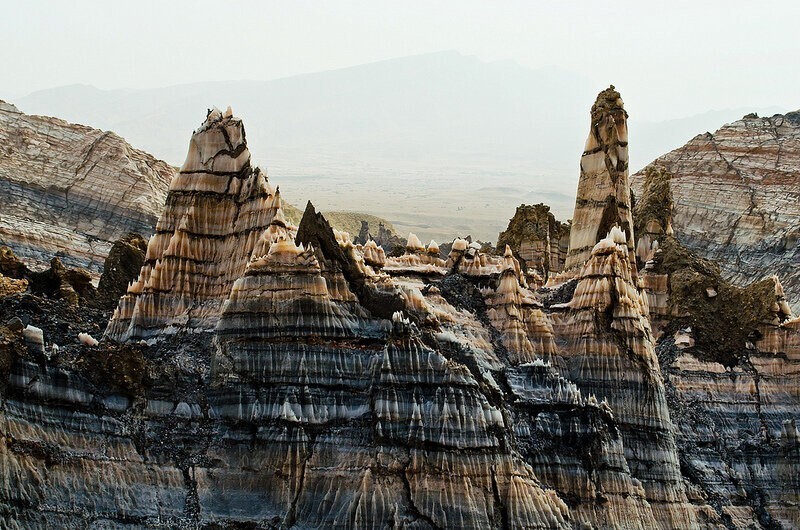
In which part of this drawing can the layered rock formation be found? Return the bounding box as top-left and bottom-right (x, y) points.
(105, 107), (284, 341)
(1, 93), (799, 529)
(631, 111), (800, 312)
(496, 203), (570, 281)
(633, 145), (800, 528)
(0, 100), (174, 273)
(565, 86), (635, 272)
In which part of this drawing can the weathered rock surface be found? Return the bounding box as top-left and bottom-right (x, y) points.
(631, 111), (800, 312)
(93, 233), (148, 310)
(565, 86), (635, 272)
(0, 100), (174, 274)
(1, 94), (799, 529)
(496, 203), (570, 281)
(105, 107), (284, 341)
(634, 158), (800, 528)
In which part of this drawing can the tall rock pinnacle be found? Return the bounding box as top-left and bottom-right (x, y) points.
(105, 107), (283, 341)
(564, 86), (635, 271)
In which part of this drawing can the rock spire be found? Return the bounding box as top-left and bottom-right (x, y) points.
(565, 86), (635, 272)
(105, 107), (283, 341)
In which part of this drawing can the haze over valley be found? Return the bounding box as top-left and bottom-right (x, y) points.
(15, 52), (786, 241)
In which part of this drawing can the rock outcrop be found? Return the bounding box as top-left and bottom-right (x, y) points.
(631, 111), (800, 312)
(0, 100), (174, 274)
(496, 203), (570, 281)
(565, 86), (635, 272)
(93, 233), (149, 310)
(634, 155), (800, 528)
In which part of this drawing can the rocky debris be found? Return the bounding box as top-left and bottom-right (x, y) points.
(565, 86), (635, 272)
(93, 233), (148, 310)
(0, 275), (27, 298)
(0, 246), (29, 279)
(631, 110), (800, 312)
(496, 203), (570, 280)
(0, 99), (174, 273)
(22, 324), (44, 357)
(28, 256), (96, 305)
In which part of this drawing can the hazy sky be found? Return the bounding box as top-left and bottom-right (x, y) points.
(2, 0), (798, 121)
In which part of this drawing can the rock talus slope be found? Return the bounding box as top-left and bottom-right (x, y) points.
(0, 100), (174, 273)
(631, 111), (800, 312)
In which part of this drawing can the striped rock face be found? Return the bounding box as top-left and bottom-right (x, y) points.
(105, 108), (283, 341)
(631, 111), (800, 312)
(0, 100), (174, 274)
(565, 86), (635, 273)
(3, 96), (800, 529)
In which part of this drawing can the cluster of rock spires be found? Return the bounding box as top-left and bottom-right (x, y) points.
(0, 91), (798, 529)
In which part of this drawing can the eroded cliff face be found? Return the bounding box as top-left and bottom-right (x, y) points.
(631, 111), (800, 312)
(0, 100), (174, 274)
(635, 159), (800, 529)
(0, 94), (798, 529)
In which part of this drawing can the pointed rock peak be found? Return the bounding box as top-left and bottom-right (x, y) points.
(205, 107), (222, 124)
(504, 244), (513, 258)
(610, 225), (627, 245)
(181, 105), (250, 174)
(451, 238), (468, 252)
(272, 207), (287, 227)
(592, 226), (627, 255)
(565, 84), (634, 273)
(334, 228), (353, 247)
(406, 233), (424, 253)
(426, 240), (440, 255)
(296, 201), (407, 320)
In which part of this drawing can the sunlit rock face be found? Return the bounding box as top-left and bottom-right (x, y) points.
(105, 108), (283, 341)
(0, 100), (174, 274)
(631, 110), (800, 313)
(565, 86), (635, 272)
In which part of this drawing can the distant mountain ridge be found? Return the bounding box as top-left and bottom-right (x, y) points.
(12, 52), (789, 242)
